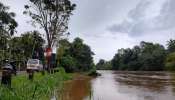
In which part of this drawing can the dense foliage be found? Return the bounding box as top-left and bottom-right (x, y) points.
(167, 39), (175, 53)
(0, 2), (45, 69)
(165, 39), (175, 71)
(0, 2), (18, 35)
(0, 2), (18, 67)
(57, 38), (95, 72)
(20, 31), (45, 61)
(95, 40), (175, 71)
(96, 40), (175, 71)
(96, 59), (112, 70)
(166, 52), (175, 71)
(111, 41), (166, 71)
(0, 31), (45, 70)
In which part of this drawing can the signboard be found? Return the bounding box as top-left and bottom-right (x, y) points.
(44, 48), (52, 59)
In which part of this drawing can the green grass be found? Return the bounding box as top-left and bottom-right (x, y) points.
(0, 68), (72, 100)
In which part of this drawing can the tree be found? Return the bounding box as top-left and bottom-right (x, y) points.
(24, 0), (76, 48)
(58, 37), (95, 72)
(111, 41), (166, 71)
(96, 59), (112, 70)
(3, 31), (45, 70)
(167, 39), (175, 53)
(165, 52), (175, 71)
(111, 54), (120, 70)
(0, 2), (18, 64)
(20, 31), (45, 61)
(70, 38), (94, 71)
(0, 2), (18, 35)
(165, 39), (175, 71)
(127, 46), (142, 70)
(60, 55), (76, 72)
(139, 42), (166, 71)
(96, 59), (105, 70)
(56, 39), (71, 66)
(112, 48), (138, 70)
(10, 37), (23, 60)
(0, 33), (8, 63)
(24, 0), (76, 72)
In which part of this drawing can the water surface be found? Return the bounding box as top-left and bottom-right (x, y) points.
(61, 71), (175, 100)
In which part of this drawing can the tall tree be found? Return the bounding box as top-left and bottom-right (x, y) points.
(24, 0), (76, 48)
(24, 0), (76, 72)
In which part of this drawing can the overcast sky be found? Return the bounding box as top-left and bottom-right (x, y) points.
(1, 0), (175, 63)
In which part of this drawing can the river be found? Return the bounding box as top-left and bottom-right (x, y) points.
(60, 70), (175, 100)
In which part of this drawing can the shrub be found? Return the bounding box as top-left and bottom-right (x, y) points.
(88, 67), (100, 76)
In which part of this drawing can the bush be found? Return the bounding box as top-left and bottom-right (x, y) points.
(88, 67), (100, 76)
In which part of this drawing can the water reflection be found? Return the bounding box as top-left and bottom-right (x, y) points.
(60, 74), (91, 100)
(61, 71), (175, 100)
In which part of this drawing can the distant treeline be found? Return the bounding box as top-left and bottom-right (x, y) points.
(96, 40), (175, 71)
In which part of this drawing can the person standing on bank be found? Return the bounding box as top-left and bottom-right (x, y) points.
(1, 60), (13, 88)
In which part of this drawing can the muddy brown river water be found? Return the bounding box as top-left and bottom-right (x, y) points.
(60, 70), (175, 100)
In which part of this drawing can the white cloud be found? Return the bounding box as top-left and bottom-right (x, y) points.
(107, 0), (175, 36)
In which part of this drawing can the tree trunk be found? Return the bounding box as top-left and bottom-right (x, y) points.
(47, 44), (52, 73)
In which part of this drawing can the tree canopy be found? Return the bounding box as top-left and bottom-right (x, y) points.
(165, 52), (175, 71)
(111, 41), (166, 71)
(96, 59), (112, 70)
(167, 39), (175, 53)
(0, 2), (18, 36)
(57, 37), (95, 72)
(24, 0), (76, 48)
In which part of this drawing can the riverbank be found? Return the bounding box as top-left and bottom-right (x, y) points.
(0, 68), (73, 100)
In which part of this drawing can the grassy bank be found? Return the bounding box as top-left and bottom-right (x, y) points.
(0, 68), (72, 100)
